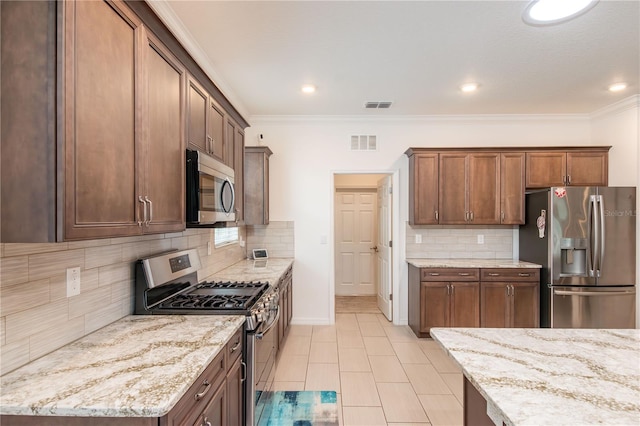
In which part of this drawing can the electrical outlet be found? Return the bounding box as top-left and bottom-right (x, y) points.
(207, 241), (212, 256)
(66, 267), (81, 297)
(415, 234), (422, 244)
(477, 235), (485, 244)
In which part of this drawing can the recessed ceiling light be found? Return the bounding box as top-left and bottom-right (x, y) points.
(608, 82), (627, 92)
(460, 83), (479, 93)
(301, 85), (316, 94)
(523, 0), (599, 26)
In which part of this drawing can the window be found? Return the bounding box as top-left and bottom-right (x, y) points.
(214, 227), (239, 247)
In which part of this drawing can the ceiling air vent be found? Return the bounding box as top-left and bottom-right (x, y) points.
(350, 135), (377, 151)
(365, 101), (393, 109)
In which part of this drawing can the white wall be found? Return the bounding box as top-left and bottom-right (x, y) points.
(246, 114), (601, 325)
(590, 95), (640, 327)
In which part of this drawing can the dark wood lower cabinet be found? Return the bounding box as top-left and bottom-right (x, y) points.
(276, 266), (293, 355)
(464, 376), (501, 426)
(226, 356), (243, 426)
(409, 265), (540, 337)
(194, 381), (227, 426)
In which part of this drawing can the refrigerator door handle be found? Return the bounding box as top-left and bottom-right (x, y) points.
(554, 289), (635, 297)
(596, 194), (605, 278)
(587, 195), (596, 277)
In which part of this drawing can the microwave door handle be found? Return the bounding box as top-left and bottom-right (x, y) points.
(224, 177), (236, 215)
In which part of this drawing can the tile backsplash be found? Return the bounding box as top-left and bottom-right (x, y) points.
(246, 221), (295, 259)
(406, 224), (515, 259)
(0, 228), (246, 374)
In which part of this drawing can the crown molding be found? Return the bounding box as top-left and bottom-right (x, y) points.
(145, 0), (250, 120)
(590, 95), (640, 119)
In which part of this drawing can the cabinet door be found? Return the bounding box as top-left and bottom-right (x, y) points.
(449, 282), (480, 328)
(468, 153), (500, 224)
(525, 152), (566, 188)
(512, 282), (539, 328)
(500, 153), (525, 224)
(63, 0), (143, 240)
(439, 153), (468, 224)
(141, 29), (185, 234)
(480, 282), (509, 328)
(209, 98), (225, 162)
(197, 381), (227, 426)
(409, 153), (439, 225)
(187, 76), (208, 153)
(421, 282), (449, 333)
(567, 152), (608, 186)
(226, 357), (243, 426)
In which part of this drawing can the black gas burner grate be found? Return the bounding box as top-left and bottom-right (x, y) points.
(160, 293), (254, 310)
(198, 281), (265, 289)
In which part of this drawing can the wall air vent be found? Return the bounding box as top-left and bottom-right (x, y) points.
(364, 101), (393, 109)
(350, 135), (377, 151)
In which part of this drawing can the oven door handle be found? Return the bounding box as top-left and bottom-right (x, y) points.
(256, 306), (280, 340)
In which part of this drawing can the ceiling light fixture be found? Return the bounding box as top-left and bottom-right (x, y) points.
(608, 82), (627, 92)
(301, 85), (316, 94)
(523, 0), (599, 26)
(460, 83), (479, 93)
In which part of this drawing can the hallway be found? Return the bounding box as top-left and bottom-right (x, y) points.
(273, 312), (464, 425)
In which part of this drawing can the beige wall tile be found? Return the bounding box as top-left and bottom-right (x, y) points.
(418, 394), (463, 426)
(3, 243), (68, 257)
(342, 407), (387, 426)
(305, 363), (340, 391)
(377, 382), (429, 423)
(85, 301), (126, 334)
(340, 372), (380, 407)
(1, 317), (5, 345)
(171, 236), (189, 250)
(0, 337), (30, 374)
(68, 286), (112, 319)
(5, 299), (69, 344)
(121, 239), (172, 262)
(98, 263), (132, 287)
(67, 239), (111, 249)
(29, 316), (85, 360)
(0, 279), (50, 317)
(309, 341), (338, 363)
(28, 249), (85, 281)
(111, 280), (133, 304)
(338, 347), (370, 372)
(85, 245), (123, 269)
(369, 355), (409, 383)
(0, 256), (29, 287)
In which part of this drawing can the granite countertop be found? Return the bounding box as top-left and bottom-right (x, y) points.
(0, 315), (245, 418)
(406, 258), (541, 268)
(430, 328), (640, 426)
(205, 258), (293, 285)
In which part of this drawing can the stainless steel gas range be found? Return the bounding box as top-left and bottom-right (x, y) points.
(135, 249), (279, 426)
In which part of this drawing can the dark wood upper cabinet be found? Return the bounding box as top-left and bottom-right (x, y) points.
(209, 98), (226, 163)
(187, 76), (209, 154)
(500, 152), (525, 224)
(408, 153), (439, 225)
(525, 148), (609, 188)
(467, 153), (500, 224)
(438, 153), (468, 224)
(63, 0), (143, 240)
(244, 146), (272, 225)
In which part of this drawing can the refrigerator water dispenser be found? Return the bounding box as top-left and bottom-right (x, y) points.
(559, 238), (588, 276)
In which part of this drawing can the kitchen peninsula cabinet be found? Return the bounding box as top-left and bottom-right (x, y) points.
(409, 266), (480, 337)
(244, 146), (273, 225)
(480, 268), (540, 328)
(525, 148), (609, 188)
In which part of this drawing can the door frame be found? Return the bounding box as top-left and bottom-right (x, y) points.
(329, 170), (401, 324)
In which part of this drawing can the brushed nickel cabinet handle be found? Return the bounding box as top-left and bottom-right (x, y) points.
(458, 272), (471, 276)
(138, 196), (147, 226)
(488, 273), (500, 277)
(567, 174), (571, 185)
(144, 196), (153, 225)
(470, 211), (474, 221)
(435, 210), (439, 221)
(429, 272), (441, 276)
(230, 339), (241, 353)
(194, 380), (212, 401)
(518, 272), (531, 277)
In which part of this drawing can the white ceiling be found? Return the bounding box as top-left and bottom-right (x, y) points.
(152, 0), (639, 119)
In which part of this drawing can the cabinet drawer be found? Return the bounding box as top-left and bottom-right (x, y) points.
(481, 268), (540, 282)
(421, 268), (479, 282)
(167, 349), (226, 425)
(226, 327), (243, 366)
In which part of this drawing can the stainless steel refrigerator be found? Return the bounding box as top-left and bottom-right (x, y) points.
(519, 187), (636, 328)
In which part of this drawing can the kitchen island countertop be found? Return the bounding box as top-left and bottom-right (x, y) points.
(406, 258), (541, 268)
(430, 327), (640, 426)
(0, 315), (245, 418)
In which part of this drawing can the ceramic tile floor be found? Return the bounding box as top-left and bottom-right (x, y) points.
(273, 313), (464, 426)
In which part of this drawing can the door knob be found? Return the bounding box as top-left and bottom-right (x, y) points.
(370, 246), (378, 252)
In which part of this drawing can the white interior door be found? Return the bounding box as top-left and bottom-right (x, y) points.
(377, 176), (393, 320)
(335, 190), (377, 296)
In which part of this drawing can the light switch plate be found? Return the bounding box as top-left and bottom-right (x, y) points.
(415, 234), (422, 244)
(477, 235), (485, 244)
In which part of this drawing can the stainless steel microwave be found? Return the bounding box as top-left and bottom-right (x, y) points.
(186, 149), (236, 225)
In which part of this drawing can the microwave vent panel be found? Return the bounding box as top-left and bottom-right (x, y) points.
(350, 135), (378, 151)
